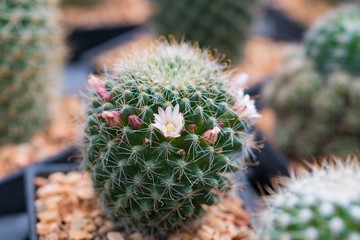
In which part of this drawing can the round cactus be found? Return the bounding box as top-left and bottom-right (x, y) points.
(305, 5), (360, 77)
(153, 0), (259, 62)
(258, 158), (360, 240)
(83, 39), (259, 236)
(264, 51), (360, 159)
(61, 0), (104, 7)
(0, 0), (65, 145)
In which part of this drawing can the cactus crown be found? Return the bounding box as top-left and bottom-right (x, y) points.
(258, 157), (360, 240)
(305, 5), (360, 77)
(84, 38), (258, 236)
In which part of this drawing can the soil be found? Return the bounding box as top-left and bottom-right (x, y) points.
(60, 0), (153, 29)
(35, 171), (256, 240)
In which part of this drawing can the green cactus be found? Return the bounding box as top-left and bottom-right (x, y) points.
(305, 5), (360, 77)
(83, 39), (258, 236)
(0, 0), (65, 145)
(60, 0), (104, 7)
(258, 159), (360, 240)
(153, 0), (258, 62)
(265, 51), (360, 159)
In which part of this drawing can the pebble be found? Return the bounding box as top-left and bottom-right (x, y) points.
(107, 232), (125, 240)
(35, 171), (255, 240)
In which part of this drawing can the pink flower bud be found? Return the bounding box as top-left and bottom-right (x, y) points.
(218, 122), (225, 128)
(186, 124), (197, 133)
(143, 138), (151, 146)
(88, 75), (112, 102)
(128, 115), (142, 129)
(102, 111), (122, 127)
(177, 149), (186, 157)
(202, 127), (221, 145)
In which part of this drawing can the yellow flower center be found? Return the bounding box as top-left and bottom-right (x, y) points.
(166, 123), (176, 133)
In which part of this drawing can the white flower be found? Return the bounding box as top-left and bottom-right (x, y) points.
(226, 72), (249, 96)
(233, 72), (249, 89)
(233, 90), (261, 123)
(153, 104), (184, 139)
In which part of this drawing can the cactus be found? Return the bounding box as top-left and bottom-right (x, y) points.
(257, 158), (360, 240)
(265, 51), (360, 159)
(0, 0), (65, 145)
(61, 0), (104, 7)
(305, 5), (360, 77)
(153, 0), (258, 62)
(83, 39), (259, 236)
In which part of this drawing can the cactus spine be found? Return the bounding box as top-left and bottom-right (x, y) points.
(83, 39), (258, 236)
(306, 5), (360, 77)
(258, 158), (360, 240)
(153, 0), (258, 62)
(0, 0), (65, 145)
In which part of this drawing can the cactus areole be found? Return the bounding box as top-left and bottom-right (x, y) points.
(83, 39), (258, 236)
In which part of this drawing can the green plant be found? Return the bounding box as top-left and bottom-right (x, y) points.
(0, 0), (65, 145)
(265, 51), (360, 159)
(257, 158), (360, 240)
(153, 0), (258, 62)
(305, 5), (360, 77)
(83, 39), (259, 236)
(61, 0), (104, 7)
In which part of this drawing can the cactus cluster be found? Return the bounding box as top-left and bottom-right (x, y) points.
(265, 51), (360, 158)
(306, 5), (360, 77)
(265, 5), (360, 159)
(0, 0), (65, 145)
(257, 158), (360, 240)
(83, 39), (259, 236)
(153, 0), (258, 62)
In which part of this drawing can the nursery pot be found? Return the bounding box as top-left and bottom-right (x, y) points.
(262, 8), (306, 42)
(0, 147), (79, 216)
(0, 147), (79, 240)
(26, 163), (261, 239)
(26, 163), (80, 240)
(68, 25), (140, 61)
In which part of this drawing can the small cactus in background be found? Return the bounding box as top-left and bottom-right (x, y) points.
(83, 39), (259, 236)
(0, 0), (65, 145)
(265, 51), (360, 159)
(257, 157), (360, 240)
(61, 0), (105, 7)
(153, 0), (258, 62)
(306, 5), (360, 77)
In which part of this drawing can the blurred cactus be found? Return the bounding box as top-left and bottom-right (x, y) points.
(0, 0), (65, 145)
(265, 51), (360, 159)
(258, 158), (360, 240)
(153, 0), (258, 62)
(306, 5), (360, 77)
(83, 39), (258, 236)
(61, 0), (104, 7)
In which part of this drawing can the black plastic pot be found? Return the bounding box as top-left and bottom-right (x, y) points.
(0, 148), (80, 240)
(0, 147), (80, 216)
(26, 163), (80, 240)
(68, 24), (140, 62)
(26, 163), (262, 240)
(246, 133), (290, 196)
(262, 8), (306, 42)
